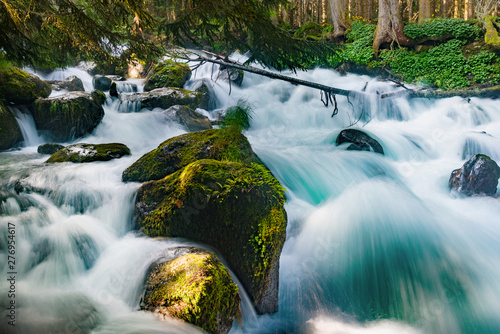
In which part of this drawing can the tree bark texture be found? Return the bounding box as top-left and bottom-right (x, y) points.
(330, 0), (348, 37)
(418, 0), (433, 22)
(373, 0), (410, 55)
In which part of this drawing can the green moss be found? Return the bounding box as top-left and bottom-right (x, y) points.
(144, 248), (240, 333)
(46, 143), (131, 163)
(33, 92), (105, 141)
(0, 67), (51, 104)
(136, 159), (287, 312)
(484, 16), (500, 48)
(0, 102), (22, 150)
(144, 60), (192, 91)
(122, 129), (262, 182)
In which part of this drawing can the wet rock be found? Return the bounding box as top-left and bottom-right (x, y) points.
(164, 105), (212, 132)
(335, 129), (384, 155)
(0, 67), (51, 104)
(32, 91), (105, 141)
(218, 68), (244, 86)
(135, 159), (287, 314)
(119, 88), (203, 112)
(46, 75), (84, 92)
(0, 102), (22, 151)
(122, 129), (261, 182)
(92, 75), (112, 91)
(144, 60), (192, 91)
(46, 143), (130, 163)
(37, 143), (65, 155)
(449, 154), (500, 196)
(190, 79), (219, 110)
(143, 247), (240, 334)
(109, 82), (118, 97)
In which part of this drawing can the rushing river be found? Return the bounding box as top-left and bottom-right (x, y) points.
(1, 56), (500, 334)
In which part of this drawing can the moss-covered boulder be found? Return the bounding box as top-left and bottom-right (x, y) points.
(484, 16), (500, 49)
(46, 76), (84, 92)
(118, 88), (203, 113)
(164, 105), (212, 132)
(122, 129), (261, 182)
(449, 154), (500, 196)
(135, 159), (287, 314)
(143, 247), (240, 334)
(0, 67), (51, 104)
(37, 143), (65, 155)
(0, 102), (22, 150)
(144, 60), (192, 91)
(45, 143), (130, 163)
(32, 91), (105, 141)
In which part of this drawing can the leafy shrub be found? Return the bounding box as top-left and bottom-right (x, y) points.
(380, 39), (500, 90)
(404, 18), (481, 40)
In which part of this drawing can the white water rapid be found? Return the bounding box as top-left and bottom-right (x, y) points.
(1, 56), (500, 334)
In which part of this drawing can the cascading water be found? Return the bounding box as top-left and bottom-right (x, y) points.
(2, 56), (500, 334)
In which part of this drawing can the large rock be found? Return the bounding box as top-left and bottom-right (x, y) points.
(32, 91), (105, 141)
(143, 247), (240, 334)
(122, 129), (261, 182)
(37, 143), (65, 155)
(449, 154), (500, 196)
(92, 75), (112, 91)
(0, 102), (22, 150)
(119, 88), (203, 113)
(46, 75), (84, 92)
(164, 105), (212, 132)
(335, 129), (384, 155)
(135, 159), (287, 314)
(45, 143), (130, 163)
(0, 67), (51, 104)
(190, 79), (219, 110)
(144, 60), (192, 91)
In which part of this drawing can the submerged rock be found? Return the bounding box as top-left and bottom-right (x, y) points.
(46, 143), (130, 163)
(143, 247), (240, 334)
(335, 129), (384, 155)
(135, 159), (287, 314)
(144, 60), (192, 91)
(449, 154), (500, 196)
(119, 88), (203, 112)
(37, 143), (65, 155)
(218, 68), (244, 86)
(0, 67), (51, 104)
(122, 129), (261, 183)
(0, 102), (22, 150)
(164, 105), (212, 132)
(32, 91), (105, 141)
(46, 75), (84, 92)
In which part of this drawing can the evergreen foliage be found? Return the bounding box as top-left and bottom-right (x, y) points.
(0, 0), (160, 68)
(158, 0), (335, 71)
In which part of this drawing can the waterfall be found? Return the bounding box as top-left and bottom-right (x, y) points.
(2, 58), (500, 334)
(8, 106), (42, 147)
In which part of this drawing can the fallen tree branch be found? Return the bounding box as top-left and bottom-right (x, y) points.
(186, 52), (354, 98)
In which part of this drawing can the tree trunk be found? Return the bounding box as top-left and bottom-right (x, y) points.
(408, 0), (415, 22)
(466, 0), (475, 19)
(373, 0), (410, 55)
(363, 0), (374, 22)
(419, 0), (433, 22)
(440, 0), (450, 18)
(330, 0), (348, 37)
